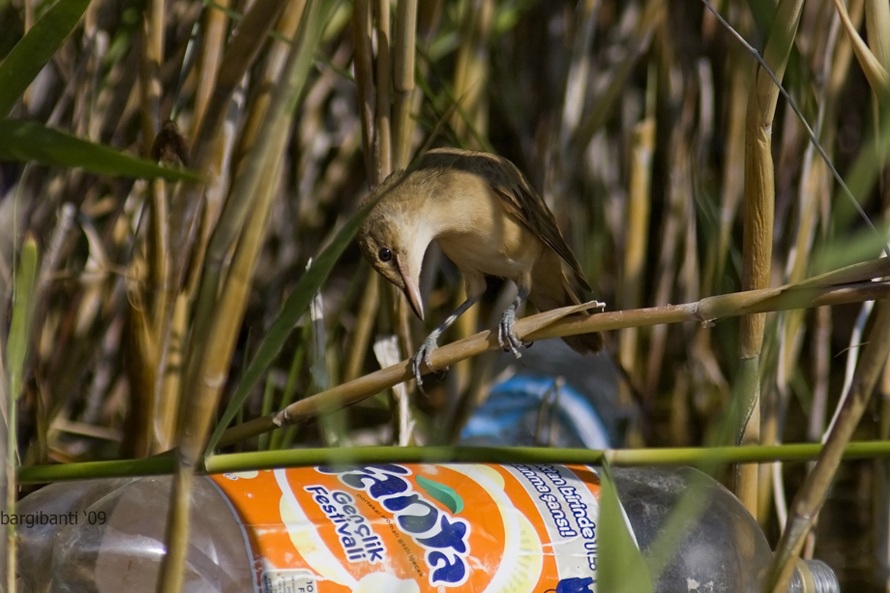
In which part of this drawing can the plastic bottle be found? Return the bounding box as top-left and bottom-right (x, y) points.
(460, 341), (622, 449)
(613, 466), (838, 593)
(11, 463), (839, 593)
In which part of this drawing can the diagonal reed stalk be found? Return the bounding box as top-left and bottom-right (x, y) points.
(765, 299), (890, 592)
(215, 258), (890, 446)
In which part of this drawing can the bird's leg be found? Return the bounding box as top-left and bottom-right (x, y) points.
(412, 294), (481, 388)
(499, 285), (531, 358)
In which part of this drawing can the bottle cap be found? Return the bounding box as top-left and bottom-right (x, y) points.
(794, 558), (840, 593)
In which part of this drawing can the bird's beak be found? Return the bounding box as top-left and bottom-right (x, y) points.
(396, 256), (424, 321)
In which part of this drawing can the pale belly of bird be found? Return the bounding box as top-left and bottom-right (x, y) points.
(435, 231), (543, 281)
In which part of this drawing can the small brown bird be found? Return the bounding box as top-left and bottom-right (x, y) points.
(358, 147), (602, 386)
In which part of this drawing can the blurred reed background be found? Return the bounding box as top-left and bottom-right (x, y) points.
(2, 0), (890, 590)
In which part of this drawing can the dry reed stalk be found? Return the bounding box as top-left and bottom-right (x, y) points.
(644, 48), (691, 409)
(369, 0), (392, 176)
(559, 0), (598, 144)
(353, 0), (377, 181)
(150, 1), (277, 454)
(351, 0), (423, 435)
(689, 26), (740, 442)
(190, 0), (230, 135)
(157, 3), (328, 590)
(183, 1), (305, 380)
(449, 0), (492, 143)
(777, 3), (844, 417)
(392, 0), (418, 167)
(139, 0), (164, 152)
(344, 269), (380, 382)
(182, 0), (310, 446)
(574, 1), (661, 152)
(550, 0), (598, 301)
(343, 5), (383, 386)
(165, 0), (287, 296)
(122, 286), (157, 457)
(235, 2), (308, 168)
(216, 261), (890, 446)
(865, 2), (890, 71)
(863, 2), (890, 587)
(127, 0), (170, 456)
(707, 33), (748, 291)
(833, 0), (890, 96)
(770, 1), (848, 537)
(765, 299), (890, 592)
(620, 116), (653, 414)
(737, 0), (804, 518)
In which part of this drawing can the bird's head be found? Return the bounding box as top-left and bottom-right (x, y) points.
(357, 193), (429, 321)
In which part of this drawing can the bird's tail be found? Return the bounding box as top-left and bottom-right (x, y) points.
(530, 258), (603, 354)
(560, 325), (603, 354)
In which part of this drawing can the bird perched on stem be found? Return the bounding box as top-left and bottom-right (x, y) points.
(358, 147), (603, 387)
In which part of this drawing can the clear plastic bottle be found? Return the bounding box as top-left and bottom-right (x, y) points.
(12, 464), (839, 593)
(613, 466), (838, 593)
(14, 476), (253, 593)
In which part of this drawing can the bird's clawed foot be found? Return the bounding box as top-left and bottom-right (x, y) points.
(411, 331), (442, 393)
(498, 307), (531, 358)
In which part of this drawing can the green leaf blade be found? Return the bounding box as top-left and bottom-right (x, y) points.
(206, 188), (380, 453)
(597, 463), (654, 593)
(0, 0), (92, 116)
(0, 119), (200, 181)
(7, 234), (38, 401)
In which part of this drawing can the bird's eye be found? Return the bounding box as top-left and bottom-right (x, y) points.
(378, 247), (393, 262)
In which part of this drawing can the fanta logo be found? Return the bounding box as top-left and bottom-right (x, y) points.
(317, 464), (471, 587)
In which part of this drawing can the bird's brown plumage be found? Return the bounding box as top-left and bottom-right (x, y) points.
(419, 147), (592, 293)
(358, 147), (602, 365)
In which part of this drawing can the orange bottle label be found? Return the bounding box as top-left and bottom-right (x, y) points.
(210, 463), (601, 593)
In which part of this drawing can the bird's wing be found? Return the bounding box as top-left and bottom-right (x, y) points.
(422, 148), (592, 292)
